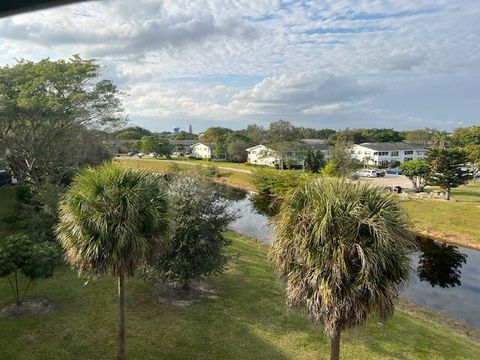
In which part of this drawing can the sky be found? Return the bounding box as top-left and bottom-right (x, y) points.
(0, 0), (479, 133)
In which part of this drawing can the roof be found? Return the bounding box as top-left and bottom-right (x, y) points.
(301, 139), (327, 145)
(169, 139), (197, 146)
(191, 142), (215, 149)
(245, 144), (270, 152)
(355, 142), (429, 151)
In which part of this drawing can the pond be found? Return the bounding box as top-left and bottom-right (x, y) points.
(221, 187), (480, 329)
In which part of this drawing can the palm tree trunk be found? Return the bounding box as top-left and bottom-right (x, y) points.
(330, 330), (341, 360)
(117, 270), (127, 360)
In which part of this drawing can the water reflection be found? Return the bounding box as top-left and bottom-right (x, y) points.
(217, 184), (480, 328)
(250, 194), (281, 217)
(417, 237), (467, 288)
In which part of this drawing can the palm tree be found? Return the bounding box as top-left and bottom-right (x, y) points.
(270, 178), (414, 360)
(56, 163), (169, 360)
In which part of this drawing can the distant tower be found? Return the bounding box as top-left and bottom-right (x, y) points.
(173, 126), (180, 134)
(189, 124), (192, 134)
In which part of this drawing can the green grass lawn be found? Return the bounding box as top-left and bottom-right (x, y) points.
(1, 231), (479, 360)
(424, 182), (480, 202)
(115, 157), (256, 190)
(116, 158), (480, 246)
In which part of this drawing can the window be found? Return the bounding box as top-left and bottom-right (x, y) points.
(416, 151), (424, 155)
(391, 151), (399, 156)
(404, 150), (413, 155)
(404, 158), (413, 162)
(378, 151), (389, 156)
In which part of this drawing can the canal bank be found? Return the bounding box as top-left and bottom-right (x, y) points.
(222, 186), (480, 330)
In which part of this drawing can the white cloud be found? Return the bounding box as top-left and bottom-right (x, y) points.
(0, 0), (479, 130)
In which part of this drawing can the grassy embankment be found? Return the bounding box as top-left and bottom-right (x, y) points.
(0, 226), (479, 359)
(117, 158), (480, 248)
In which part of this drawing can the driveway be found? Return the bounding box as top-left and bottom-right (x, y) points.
(357, 174), (413, 189)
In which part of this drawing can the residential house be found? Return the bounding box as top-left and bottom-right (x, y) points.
(190, 142), (227, 160)
(246, 145), (278, 166)
(350, 142), (429, 167)
(169, 139), (197, 156)
(246, 140), (330, 167)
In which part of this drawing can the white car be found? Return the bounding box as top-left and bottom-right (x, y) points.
(356, 169), (378, 178)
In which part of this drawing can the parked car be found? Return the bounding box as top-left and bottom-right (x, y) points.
(376, 170), (386, 177)
(149, 152), (157, 157)
(355, 169), (378, 178)
(0, 170), (17, 186)
(137, 152), (144, 158)
(127, 152), (135, 157)
(386, 168), (403, 175)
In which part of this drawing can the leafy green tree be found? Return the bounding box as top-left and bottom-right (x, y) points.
(200, 127), (233, 143)
(298, 127), (336, 140)
(451, 126), (480, 147)
(227, 139), (251, 162)
(152, 177), (236, 289)
(0, 56), (124, 187)
(267, 120), (300, 142)
(0, 233), (58, 306)
(135, 135), (173, 157)
(464, 144), (480, 182)
(262, 141), (306, 170)
(328, 128), (365, 145)
(114, 126), (152, 140)
(427, 148), (471, 200)
(322, 142), (358, 177)
(271, 179), (414, 360)
(303, 148), (326, 173)
(56, 164), (169, 360)
(360, 128), (404, 143)
(400, 159), (430, 192)
(240, 124), (267, 144)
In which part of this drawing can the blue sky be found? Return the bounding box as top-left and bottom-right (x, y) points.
(0, 0), (479, 133)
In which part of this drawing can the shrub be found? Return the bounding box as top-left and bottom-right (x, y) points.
(0, 233), (59, 306)
(151, 177), (236, 289)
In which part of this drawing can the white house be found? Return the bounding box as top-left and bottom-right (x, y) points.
(246, 145), (277, 166)
(350, 142), (429, 167)
(190, 142), (227, 160)
(246, 140), (330, 168)
(190, 142), (215, 159)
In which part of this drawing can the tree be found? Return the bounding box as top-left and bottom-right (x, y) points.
(267, 120), (299, 142)
(152, 177), (236, 289)
(227, 139), (251, 162)
(0, 233), (58, 306)
(199, 127), (233, 143)
(271, 179), (414, 360)
(451, 126), (480, 147)
(303, 148), (326, 173)
(241, 124), (267, 144)
(360, 128), (404, 143)
(56, 164), (169, 360)
(135, 135), (173, 157)
(463, 144), (480, 182)
(170, 130), (197, 140)
(263, 141), (306, 170)
(400, 159), (430, 192)
(321, 142), (357, 177)
(0, 56), (124, 187)
(114, 126), (151, 140)
(427, 148), (471, 200)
